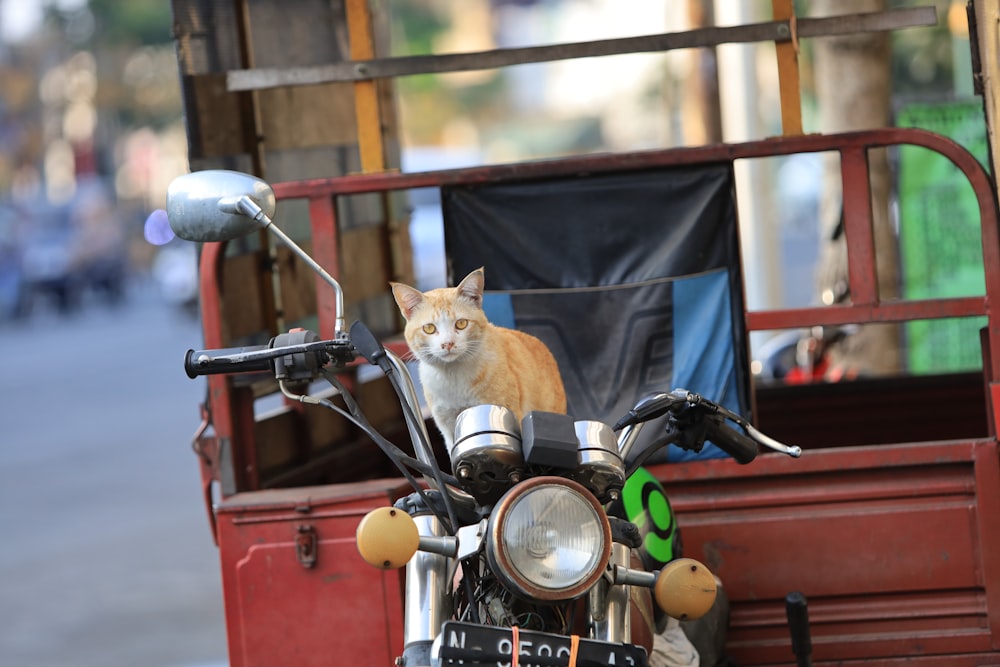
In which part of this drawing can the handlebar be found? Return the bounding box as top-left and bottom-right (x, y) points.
(704, 417), (758, 464)
(183, 329), (797, 503)
(615, 389), (801, 471)
(185, 345), (272, 378)
(184, 334), (356, 379)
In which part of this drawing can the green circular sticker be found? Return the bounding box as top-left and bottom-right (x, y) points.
(622, 466), (677, 568)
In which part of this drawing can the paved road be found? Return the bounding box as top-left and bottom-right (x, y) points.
(0, 285), (228, 667)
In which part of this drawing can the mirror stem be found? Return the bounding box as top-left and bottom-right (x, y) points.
(221, 195), (348, 339)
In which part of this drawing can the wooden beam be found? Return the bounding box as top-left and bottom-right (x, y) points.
(346, 0), (385, 173)
(233, 0), (266, 175)
(972, 0), (1000, 186)
(228, 7), (937, 92)
(772, 0), (803, 135)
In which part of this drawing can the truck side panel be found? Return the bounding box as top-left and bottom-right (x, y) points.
(652, 438), (1000, 665)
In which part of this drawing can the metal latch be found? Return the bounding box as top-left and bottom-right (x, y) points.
(295, 524), (318, 569)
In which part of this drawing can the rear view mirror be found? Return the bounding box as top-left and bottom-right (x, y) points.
(165, 168), (348, 338)
(166, 169), (276, 243)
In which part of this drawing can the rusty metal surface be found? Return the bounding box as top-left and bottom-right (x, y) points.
(196, 127), (1000, 664)
(215, 479), (408, 667)
(754, 371), (988, 448)
(839, 146), (879, 305)
(972, 437), (1000, 645)
(650, 438), (1000, 665)
(269, 128), (1000, 388)
(198, 241), (260, 498)
(306, 195), (340, 340)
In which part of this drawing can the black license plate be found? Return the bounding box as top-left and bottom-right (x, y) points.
(436, 621), (648, 667)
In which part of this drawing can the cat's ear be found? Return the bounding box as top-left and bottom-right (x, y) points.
(456, 267), (485, 306)
(391, 282), (424, 319)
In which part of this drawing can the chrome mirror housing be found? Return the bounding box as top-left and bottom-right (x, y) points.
(166, 169), (276, 243)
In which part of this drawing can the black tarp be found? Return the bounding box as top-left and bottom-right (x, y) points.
(442, 164), (749, 461)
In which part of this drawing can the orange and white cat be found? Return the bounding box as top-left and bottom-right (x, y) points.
(391, 267), (567, 448)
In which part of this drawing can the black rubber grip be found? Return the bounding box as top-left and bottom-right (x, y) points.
(785, 591), (812, 665)
(184, 345), (271, 378)
(707, 419), (758, 464)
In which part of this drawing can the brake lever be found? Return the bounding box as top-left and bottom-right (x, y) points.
(685, 392), (802, 458)
(744, 423), (802, 457)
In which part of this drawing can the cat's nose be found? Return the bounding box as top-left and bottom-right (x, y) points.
(441, 341), (455, 351)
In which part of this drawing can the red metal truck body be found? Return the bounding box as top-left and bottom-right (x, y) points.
(196, 127), (1000, 665)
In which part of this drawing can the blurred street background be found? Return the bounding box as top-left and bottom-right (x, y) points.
(0, 2), (228, 666)
(0, 286), (227, 667)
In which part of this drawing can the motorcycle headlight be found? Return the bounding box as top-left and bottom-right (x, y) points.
(486, 476), (611, 602)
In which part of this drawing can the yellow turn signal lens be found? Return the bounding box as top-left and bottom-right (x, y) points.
(654, 558), (718, 621)
(355, 506), (419, 569)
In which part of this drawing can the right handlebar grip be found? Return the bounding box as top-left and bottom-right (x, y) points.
(184, 346), (272, 378)
(708, 418), (758, 464)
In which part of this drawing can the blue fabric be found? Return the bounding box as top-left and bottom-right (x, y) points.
(485, 273), (740, 462)
(483, 293), (516, 328)
(666, 270), (739, 461)
(487, 272), (739, 462)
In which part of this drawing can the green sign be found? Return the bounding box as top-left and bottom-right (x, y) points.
(897, 101), (990, 374)
(621, 466), (678, 567)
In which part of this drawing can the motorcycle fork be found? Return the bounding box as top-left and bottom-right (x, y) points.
(589, 541), (631, 643)
(401, 513), (453, 667)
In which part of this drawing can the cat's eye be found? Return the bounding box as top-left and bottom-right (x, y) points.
(422, 323), (437, 335)
(455, 319), (469, 331)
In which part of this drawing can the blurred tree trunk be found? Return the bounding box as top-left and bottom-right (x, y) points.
(810, 0), (902, 376)
(682, 0), (722, 145)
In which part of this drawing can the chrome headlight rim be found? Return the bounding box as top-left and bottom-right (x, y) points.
(486, 475), (612, 602)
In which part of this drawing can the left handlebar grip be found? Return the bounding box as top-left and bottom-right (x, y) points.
(184, 346), (272, 378)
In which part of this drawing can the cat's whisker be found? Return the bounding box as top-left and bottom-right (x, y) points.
(397, 347), (418, 362)
(463, 339), (485, 359)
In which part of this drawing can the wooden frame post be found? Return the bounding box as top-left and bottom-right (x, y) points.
(772, 0), (803, 136)
(346, 0), (386, 173)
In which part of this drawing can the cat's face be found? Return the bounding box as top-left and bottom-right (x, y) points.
(391, 269), (488, 366)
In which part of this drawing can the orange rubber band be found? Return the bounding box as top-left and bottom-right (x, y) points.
(511, 626), (519, 667)
(568, 634), (580, 667)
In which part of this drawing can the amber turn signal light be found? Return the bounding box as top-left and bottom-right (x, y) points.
(654, 558), (718, 620)
(355, 506), (419, 569)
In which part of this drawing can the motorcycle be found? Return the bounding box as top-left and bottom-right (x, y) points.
(165, 169), (802, 667)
